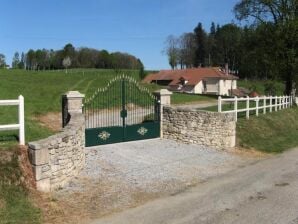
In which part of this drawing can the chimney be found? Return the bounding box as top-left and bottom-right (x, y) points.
(225, 63), (229, 75)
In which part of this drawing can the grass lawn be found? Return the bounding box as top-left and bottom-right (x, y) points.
(171, 93), (217, 104)
(237, 107), (298, 153)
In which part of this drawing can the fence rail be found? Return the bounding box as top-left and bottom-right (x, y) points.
(0, 95), (25, 145)
(218, 95), (293, 122)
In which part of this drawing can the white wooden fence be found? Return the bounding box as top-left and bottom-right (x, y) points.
(218, 95), (293, 122)
(0, 95), (25, 145)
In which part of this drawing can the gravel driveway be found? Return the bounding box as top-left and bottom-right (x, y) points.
(54, 139), (258, 222)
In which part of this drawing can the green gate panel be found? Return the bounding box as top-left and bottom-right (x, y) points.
(84, 76), (161, 147)
(85, 126), (123, 147)
(124, 122), (160, 142)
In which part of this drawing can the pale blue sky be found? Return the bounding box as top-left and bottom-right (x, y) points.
(1, 0), (239, 70)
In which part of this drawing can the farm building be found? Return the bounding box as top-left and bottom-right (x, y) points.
(143, 67), (238, 96)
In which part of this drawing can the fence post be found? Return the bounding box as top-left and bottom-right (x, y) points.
(275, 96), (278, 111)
(234, 96), (238, 122)
(269, 96), (272, 113)
(256, 96), (259, 116)
(218, 96), (222, 112)
(279, 96), (282, 110)
(18, 95), (25, 145)
(263, 97), (266, 114)
(246, 96), (250, 119)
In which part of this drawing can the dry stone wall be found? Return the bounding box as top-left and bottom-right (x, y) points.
(163, 106), (236, 149)
(28, 113), (85, 192)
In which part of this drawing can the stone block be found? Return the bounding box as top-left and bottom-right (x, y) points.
(36, 178), (51, 192)
(32, 165), (50, 181)
(30, 148), (49, 165)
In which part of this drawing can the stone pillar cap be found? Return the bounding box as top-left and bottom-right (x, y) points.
(154, 89), (173, 96)
(66, 91), (85, 98)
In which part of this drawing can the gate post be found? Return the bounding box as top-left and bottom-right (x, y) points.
(66, 91), (85, 114)
(62, 91), (85, 127)
(154, 89), (172, 138)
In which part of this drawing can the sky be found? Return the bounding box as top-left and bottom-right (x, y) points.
(0, 0), (239, 70)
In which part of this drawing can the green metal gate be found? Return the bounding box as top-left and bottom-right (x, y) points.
(84, 76), (160, 147)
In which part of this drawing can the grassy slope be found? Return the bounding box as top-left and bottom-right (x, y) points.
(0, 148), (41, 223)
(237, 107), (298, 153)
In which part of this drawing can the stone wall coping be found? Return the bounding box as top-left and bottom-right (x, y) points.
(164, 105), (234, 115)
(154, 89), (173, 96)
(66, 91), (85, 99)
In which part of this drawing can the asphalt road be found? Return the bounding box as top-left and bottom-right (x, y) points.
(90, 147), (298, 224)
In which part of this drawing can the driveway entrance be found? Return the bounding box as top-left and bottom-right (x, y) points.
(54, 139), (258, 222)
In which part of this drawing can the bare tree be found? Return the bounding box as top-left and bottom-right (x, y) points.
(62, 57), (71, 74)
(179, 33), (197, 68)
(164, 35), (179, 69)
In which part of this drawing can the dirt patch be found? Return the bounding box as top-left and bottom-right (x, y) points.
(52, 178), (170, 223)
(229, 147), (270, 159)
(0, 150), (14, 163)
(30, 190), (88, 224)
(0, 198), (6, 209)
(34, 112), (62, 132)
(18, 146), (36, 189)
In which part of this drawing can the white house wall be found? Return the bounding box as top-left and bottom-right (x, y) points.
(219, 80), (237, 96)
(205, 78), (219, 94)
(193, 81), (203, 94)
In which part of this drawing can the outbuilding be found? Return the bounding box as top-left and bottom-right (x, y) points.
(143, 67), (238, 96)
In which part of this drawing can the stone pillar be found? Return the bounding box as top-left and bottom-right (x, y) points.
(154, 89), (172, 138)
(66, 91), (85, 114)
(29, 142), (51, 192)
(154, 89), (172, 106)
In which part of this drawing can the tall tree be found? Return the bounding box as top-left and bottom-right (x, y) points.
(0, 54), (6, 68)
(234, 0), (298, 94)
(12, 52), (20, 69)
(216, 24), (242, 71)
(194, 22), (207, 67)
(19, 52), (25, 69)
(63, 43), (76, 67)
(26, 49), (36, 70)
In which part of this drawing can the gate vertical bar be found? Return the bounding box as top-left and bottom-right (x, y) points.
(122, 77), (126, 141)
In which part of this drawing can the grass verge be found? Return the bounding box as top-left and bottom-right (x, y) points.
(237, 107), (298, 153)
(0, 147), (41, 224)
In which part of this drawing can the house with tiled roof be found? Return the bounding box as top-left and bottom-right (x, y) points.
(143, 67), (238, 96)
